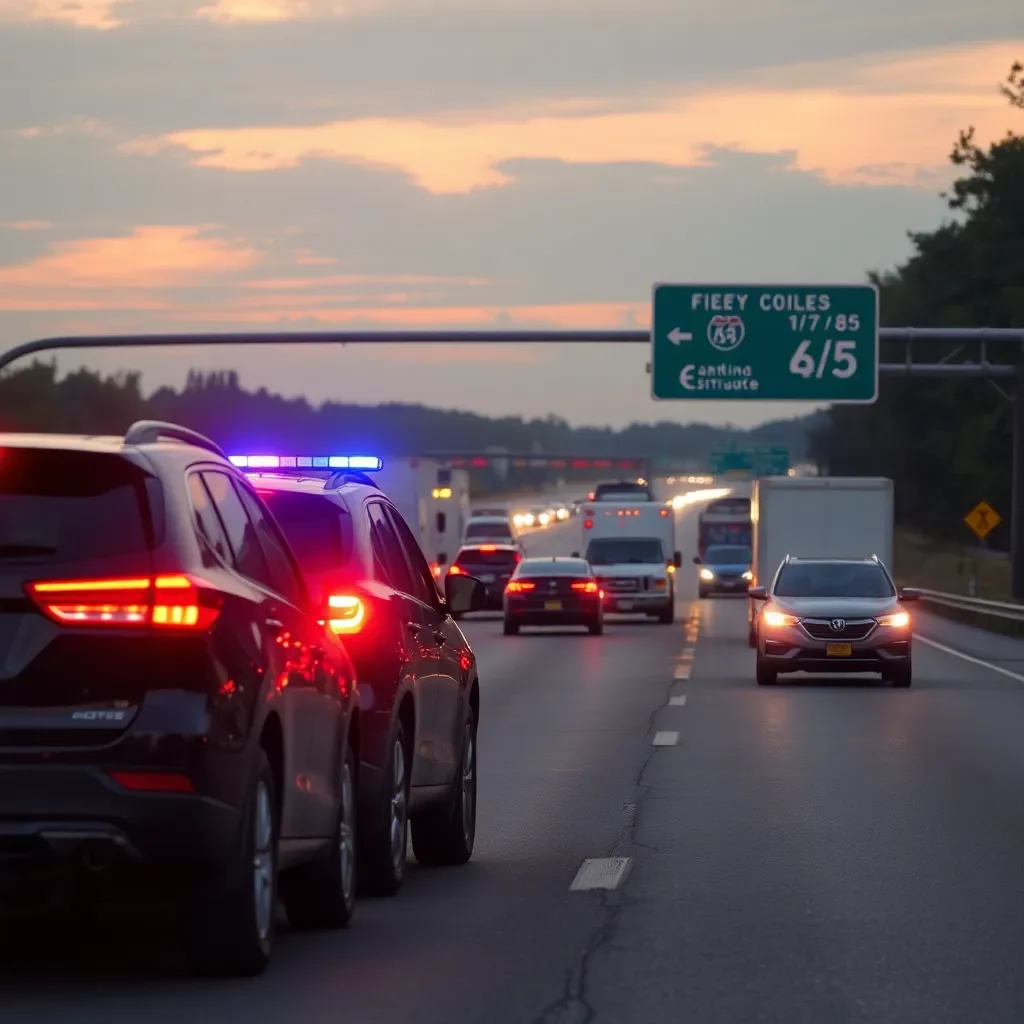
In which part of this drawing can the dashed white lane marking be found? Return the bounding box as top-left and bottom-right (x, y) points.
(569, 857), (633, 891)
(678, 648), (694, 660)
(652, 730), (680, 746)
(914, 634), (1024, 684)
(673, 664), (691, 680)
(669, 695), (687, 706)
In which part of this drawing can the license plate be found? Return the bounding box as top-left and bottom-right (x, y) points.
(544, 600), (562, 611)
(479, 574), (495, 583)
(617, 601), (634, 611)
(826, 643), (852, 657)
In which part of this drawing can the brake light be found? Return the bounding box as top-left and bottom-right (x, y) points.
(571, 580), (599, 593)
(326, 594), (367, 634)
(430, 562), (441, 577)
(107, 771), (195, 794)
(27, 575), (220, 630)
(448, 564), (465, 575)
(584, 519), (594, 529)
(506, 580), (535, 593)
(479, 545), (497, 552)
(660, 508), (669, 517)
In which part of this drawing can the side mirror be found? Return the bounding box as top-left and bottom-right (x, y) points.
(445, 573), (485, 615)
(692, 555), (702, 564)
(570, 551), (580, 558)
(748, 586), (768, 601)
(673, 552), (682, 569)
(898, 587), (920, 602)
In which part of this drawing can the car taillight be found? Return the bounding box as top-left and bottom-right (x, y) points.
(571, 580), (599, 593)
(107, 770), (195, 794)
(479, 545), (497, 552)
(584, 519), (594, 529)
(430, 562), (441, 577)
(448, 565), (465, 575)
(26, 575), (221, 630)
(506, 580), (535, 593)
(326, 594), (367, 634)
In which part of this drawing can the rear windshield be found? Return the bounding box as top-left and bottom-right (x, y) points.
(259, 491), (351, 573)
(456, 548), (520, 569)
(594, 483), (653, 500)
(465, 521), (512, 540)
(704, 545), (752, 564)
(774, 562), (894, 598)
(586, 538), (664, 565)
(0, 447), (160, 563)
(517, 559), (589, 576)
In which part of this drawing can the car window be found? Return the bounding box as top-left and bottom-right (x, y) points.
(258, 491), (352, 576)
(516, 559), (590, 576)
(703, 545), (752, 563)
(585, 538), (664, 565)
(187, 472), (232, 566)
(0, 448), (161, 565)
(465, 521), (512, 540)
(234, 480), (308, 608)
(774, 562), (894, 598)
(385, 504), (442, 606)
(200, 471), (274, 591)
(367, 502), (415, 595)
(455, 548), (520, 570)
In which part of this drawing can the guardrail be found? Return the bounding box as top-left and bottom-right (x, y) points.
(914, 588), (1024, 632)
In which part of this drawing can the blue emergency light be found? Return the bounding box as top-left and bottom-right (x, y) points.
(228, 454), (383, 471)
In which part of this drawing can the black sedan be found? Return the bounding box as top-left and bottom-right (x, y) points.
(503, 556), (604, 635)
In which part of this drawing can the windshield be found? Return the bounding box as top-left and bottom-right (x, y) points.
(517, 559), (590, 576)
(704, 545), (751, 564)
(456, 548), (519, 569)
(585, 538), (664, 565)
(774, 562), (895, 598)
(594, 482), (653, 500)
(465, 521), (512, 540)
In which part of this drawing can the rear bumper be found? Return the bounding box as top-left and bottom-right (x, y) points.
(504, 596), (601, 625)
(0, 765), (241, 872)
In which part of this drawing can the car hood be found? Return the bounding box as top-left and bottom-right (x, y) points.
(591, 563), (668, 577)
(771, 596), (899, 618)
(703, 563), (750, 574)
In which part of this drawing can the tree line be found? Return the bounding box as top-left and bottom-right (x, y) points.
(810, 60), (1024, 552)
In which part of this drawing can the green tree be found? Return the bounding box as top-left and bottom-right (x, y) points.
(810, 60), (1024, 549)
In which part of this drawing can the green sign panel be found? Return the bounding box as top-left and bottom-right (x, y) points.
(651, 283), (878, 402)
(710, 446), (789, 476)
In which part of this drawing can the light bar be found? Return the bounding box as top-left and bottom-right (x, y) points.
(228, 455), (383, 471)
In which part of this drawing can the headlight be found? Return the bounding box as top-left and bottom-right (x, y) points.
(699, 568), (715, 581)
(763, 609), (799, 628)
(523, 514), (534, 526)
(877, 611), (910, 628)
(742, 571), (753, 581)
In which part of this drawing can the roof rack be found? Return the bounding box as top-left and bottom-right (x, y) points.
(325, 470), (379, 489)
(124, 420), (226, 459)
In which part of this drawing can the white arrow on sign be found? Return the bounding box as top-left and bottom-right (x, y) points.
(668, 328), (693, 345)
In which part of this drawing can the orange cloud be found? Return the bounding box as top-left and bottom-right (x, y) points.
(128, 41), (1023, 193)
(242, 273), (488, 291)
(0, 225), (258, 310)
(0, 0), (132, 29)
(1, 220), (51, 231)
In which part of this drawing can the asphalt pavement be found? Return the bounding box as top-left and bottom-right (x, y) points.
(5, 500), (1024, 1022)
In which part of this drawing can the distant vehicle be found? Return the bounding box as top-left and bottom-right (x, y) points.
(448, 543), (522, 612)
(697, 496), (751, 558)
(748, 476), (894, 647)
(503, 556), (604, 635)
(695, 543), (753, 598)
(749, 555), (918, 687)
(472, 507), (508, 517)
(0, 426), (359, 976)
(232, 453), (486, 905)
(593, 480), (655, 502)
(575, 500), (680, 622)
(529, 507), (552, 527)
(463, 514), (517, 546)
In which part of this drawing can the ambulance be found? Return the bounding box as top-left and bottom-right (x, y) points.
(572, 500), (682, 623)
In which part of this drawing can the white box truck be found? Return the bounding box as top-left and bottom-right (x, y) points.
(747, 476), (894, 640)
(573, 500), (682, 622)
(374, 458), (470, 576)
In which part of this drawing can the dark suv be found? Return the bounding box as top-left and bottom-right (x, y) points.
(229, 455), (485, 898)
(449, 544), (522, 611)
(0, 423), (361, 976)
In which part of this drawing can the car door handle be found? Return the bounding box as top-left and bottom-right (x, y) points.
(407, 621), (424, 633)
(265, 618), (285, 635)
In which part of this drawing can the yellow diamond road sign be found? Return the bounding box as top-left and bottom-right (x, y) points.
(965, 501), (1001, 539)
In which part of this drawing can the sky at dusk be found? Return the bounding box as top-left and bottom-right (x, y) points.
(1, 0), (1022, 427)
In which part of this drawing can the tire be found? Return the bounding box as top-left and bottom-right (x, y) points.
(588, 618), (604, 636)
(411, 708), (477, 867)
(657, 600), (675, 625)
(187, 749), (278, 977)
(283, 742), (357, 930)
(755, 658), (777, 687)
(359, 723), (409, 897)
(503, 618), (519, 635)
(889, 664), (912, 688)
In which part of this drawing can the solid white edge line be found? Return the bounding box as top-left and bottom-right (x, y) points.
(652, 730), (680, 746)
(673, 666), (691, 680)
(569, 857), (633, 891)
(669, 695), (687, 705)
(914, 633), (1024, 683)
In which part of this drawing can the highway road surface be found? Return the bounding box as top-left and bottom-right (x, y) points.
(5, 496), (1024, 1022)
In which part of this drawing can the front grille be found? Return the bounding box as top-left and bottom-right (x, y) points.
(801, 618), (875, 641)
(599, 577), (640, 593)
